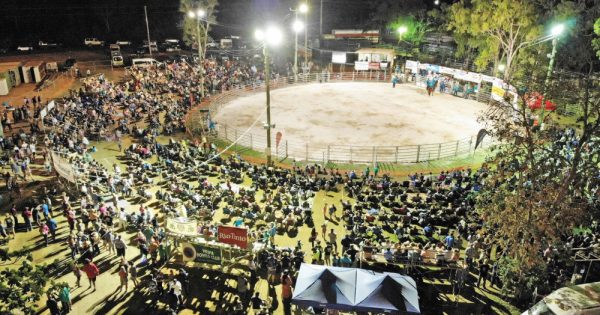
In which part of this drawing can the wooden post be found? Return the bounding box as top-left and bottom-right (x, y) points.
(327, 145), (331, 163)
(455, 140), (459, 156)
(306, 143), (309, 161)
(350, 146), (353, 163)
(416, 145), (421, 163)
(250, 134), (253, 150)
(395, 146), (399, 163)
(372, 146), (376, 165)
(437, 143), (442, 159)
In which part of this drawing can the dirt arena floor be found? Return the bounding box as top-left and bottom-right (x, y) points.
(213, 82), (488, 154)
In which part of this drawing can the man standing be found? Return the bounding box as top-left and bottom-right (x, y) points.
(47, 216), (58, 241)
(477, 259), (490, 288)
(281, 271), (294, 315)
(82, 259), (100, 290)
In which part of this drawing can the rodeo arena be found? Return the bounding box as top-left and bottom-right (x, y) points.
(0, 42), (597, 315)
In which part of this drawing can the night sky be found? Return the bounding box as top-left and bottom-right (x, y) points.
(0, 0), (449, 47)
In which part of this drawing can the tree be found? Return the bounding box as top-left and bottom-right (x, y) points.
(594, 17), (600, 59)
(368, 0), (426, 31)
(477, 65), (600, 301)
(388, 15), (432, 53)
(0, 260), (53, 314)
(446, 0), (542, 80)
(179, 0), (219, 51)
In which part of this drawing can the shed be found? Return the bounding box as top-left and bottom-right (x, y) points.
(0, 62), (23, 96)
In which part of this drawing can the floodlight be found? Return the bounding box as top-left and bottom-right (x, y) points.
(397, 26), (408, 35)
(551, 24), (564, 37)
(299, 3), (308, 13)
(293, 20), (304, 33)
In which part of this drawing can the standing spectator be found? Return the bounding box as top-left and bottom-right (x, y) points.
(250, 292), (264, 314)
(118, 266), (129, 291)
(445, 233), (455, 250)
(477, 259), (490, 288)
(328, 229), (338, 252)
(81, 259), (100, 290)
(39, 222), (50, 246)
(5, 216), (15, 238)
(114, 234), (127, 257)
(46, 293), (61, 315)
(236, 274), (249, 305)
(281, 271), (294, 315)
(70, 262), (82, 287)
(130, 264), (139, 287)
(59, 285), (72, 313)
(23, 207), (33, 231)
(10, 205), (19, 227)
(47, 216), (58, 241)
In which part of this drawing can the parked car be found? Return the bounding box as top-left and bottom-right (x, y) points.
(115, 40), (131, 46)
(38, 41), (61, 48)
(109, 44), (120, 56)
(111, 54), (124, 67)
(165, 45), (181, 52)
(84, 38), (104, 47)
(17, 45), (34, 52)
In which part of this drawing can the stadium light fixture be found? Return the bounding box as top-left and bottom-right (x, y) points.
(397, 26), (408, 35)
(197, 9), (206, 18)
(434, 0), (440, 5)
(293, 20), (304, 33)
(187, 11), (195, 18)
(255, 26), (283, 46)
(551, 24), (565, 37)
(299, 3), (308, 13)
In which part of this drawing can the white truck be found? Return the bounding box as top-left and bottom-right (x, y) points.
(84, 38), (105, 47)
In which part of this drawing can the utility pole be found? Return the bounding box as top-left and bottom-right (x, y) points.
(144, 6), (152, 57)
(539, 37), (558, 128)
(320, 0), (323, 36)
(304, 9), (308, 72)
(264, 45), (272, 166)
(196, 16), (204, 98)
(294, 11), (299, 83)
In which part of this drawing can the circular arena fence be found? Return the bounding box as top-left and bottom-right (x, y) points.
(186, 72), (491, 164)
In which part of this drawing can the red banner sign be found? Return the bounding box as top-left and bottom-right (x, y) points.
(217, 226), (248, 249)
(368, 62), (380, 70)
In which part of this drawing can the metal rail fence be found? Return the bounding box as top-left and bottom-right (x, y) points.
(187, 72), (491, 164)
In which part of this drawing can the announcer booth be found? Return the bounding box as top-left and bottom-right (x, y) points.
(353, 48), (395, 81)
(166, 217), (265, 269)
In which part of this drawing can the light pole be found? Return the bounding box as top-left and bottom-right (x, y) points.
(299, 3), (309, 73)
(539, 24), (564, 127)
(188, 9), (207, 99)
(292, 19), (304, 83)
(255, 27), (283, 166)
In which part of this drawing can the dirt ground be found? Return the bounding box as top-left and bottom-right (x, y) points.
(213, 82), (488, 159)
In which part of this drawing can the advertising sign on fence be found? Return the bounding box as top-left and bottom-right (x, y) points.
(368, 62), (380, 70)
(217, 226), (248, 249)
(51, 151), (77, 183)
(354, 61), (369, 71)
(166, 217), (198, 236)
(181, 243), (222, 264)
(405, 60), (419, 73)
(332, 51), (347, 64)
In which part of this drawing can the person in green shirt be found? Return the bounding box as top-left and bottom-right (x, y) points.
(59, 285), (71, 312)
(373, 164), (379, 178)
